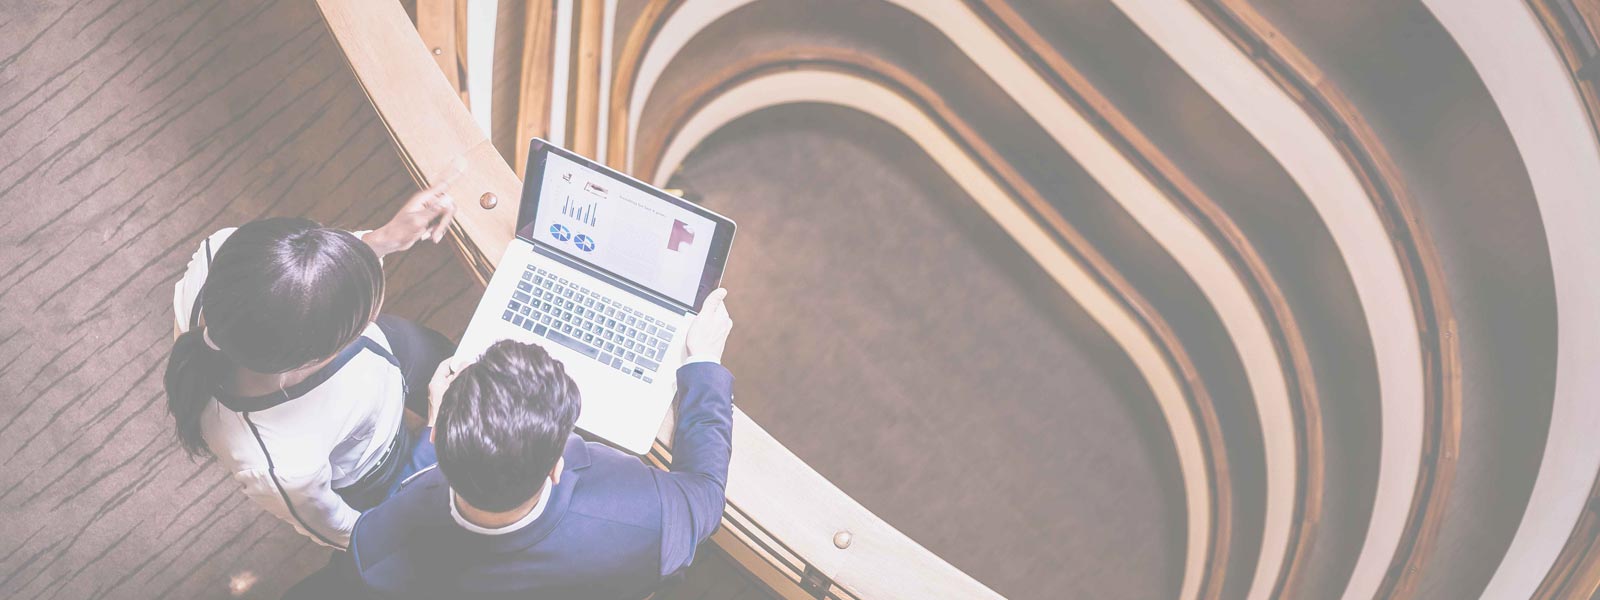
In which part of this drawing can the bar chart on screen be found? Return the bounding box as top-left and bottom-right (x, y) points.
(561, 195), (601, 227)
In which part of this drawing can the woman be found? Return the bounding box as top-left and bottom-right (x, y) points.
(165, 180), (457, 550)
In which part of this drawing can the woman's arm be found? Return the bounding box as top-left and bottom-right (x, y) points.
(361, 162), (463, 259)
(233, 462), (361, 549)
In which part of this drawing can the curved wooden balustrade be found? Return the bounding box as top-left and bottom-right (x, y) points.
(311, 0), (1600, 598)
(1104, 3), (1457, 599)
(1435, 0), (1600, 596)
(1182, 1), (1600, 599)
(1526, 5), (1600, 596)
(1179, 4), (1463, 596)
(971, 4), (1425, 597)
(1530, 0), (1600, 147)
(956, 3), (1326, 596)
(1156, 4), (1461, 598)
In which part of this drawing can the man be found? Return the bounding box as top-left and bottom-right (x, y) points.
(345, 289), (735, 599)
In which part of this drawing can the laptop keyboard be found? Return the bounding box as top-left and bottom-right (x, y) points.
(504, 264), (676, 384)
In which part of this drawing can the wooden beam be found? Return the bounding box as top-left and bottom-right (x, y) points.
(515, 0), (557, 177)
(1172, 1), (1459, 598)
(710, 527), (817, 599)
(606, 0), (681, 168)
(569, 0), (606, 158)
(415, 0), (462, 93)
(965, 3), (1319, 598)
(1523, 2), (1600, 598)
(454, 0), (471, 103)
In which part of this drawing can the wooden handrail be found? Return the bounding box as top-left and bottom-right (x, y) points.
(1531, 0), (1600, 164)
(1186, 2), (1461, 599)
(1426, 0), (1600, 596)
(607, 0), (684, 168)
(312, 1), (1003, 597)
(513, 0), (556, 177)
(569, 0), (605, 157)
(959, 2), (1325, 596)
(1526, 4), (1600, 597)
(415, 0), (463, 96)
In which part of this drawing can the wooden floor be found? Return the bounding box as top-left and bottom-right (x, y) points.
(0, 1), (768, 598)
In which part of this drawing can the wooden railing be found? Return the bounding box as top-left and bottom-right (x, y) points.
(959, 2), (1326, 596)
(1183, 2), (1462, 598)
(1526, 5), (1600, 596)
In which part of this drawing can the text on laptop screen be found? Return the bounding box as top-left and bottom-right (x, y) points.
(526, 152), (717, 306)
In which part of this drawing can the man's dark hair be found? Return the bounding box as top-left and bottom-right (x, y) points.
(437, 340), (582, 512)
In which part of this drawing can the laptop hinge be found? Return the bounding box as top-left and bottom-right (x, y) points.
(800, 565), (833, 599)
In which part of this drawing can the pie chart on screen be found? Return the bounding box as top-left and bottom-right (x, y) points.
(549, 224), (571, 241)
(574, 234), (596, 252)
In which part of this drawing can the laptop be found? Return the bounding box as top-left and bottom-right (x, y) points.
(454, 138), (736, 454)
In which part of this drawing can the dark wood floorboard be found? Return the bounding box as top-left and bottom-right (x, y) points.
(0, 1), (477, 598)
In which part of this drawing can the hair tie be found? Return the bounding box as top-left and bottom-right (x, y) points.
(201, 327), (222, 352)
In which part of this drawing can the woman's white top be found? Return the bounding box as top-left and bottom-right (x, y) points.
(173, 228), (403, 549)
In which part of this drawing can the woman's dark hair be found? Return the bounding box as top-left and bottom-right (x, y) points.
(437, 340), (581, 513)
(164, 218), (384, 457)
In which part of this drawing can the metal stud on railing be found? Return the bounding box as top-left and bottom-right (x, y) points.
(479, 192), (498, 210)
(833, 531), (852, 549)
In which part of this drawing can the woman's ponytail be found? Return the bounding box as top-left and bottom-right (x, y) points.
(165, 328), (227, 457)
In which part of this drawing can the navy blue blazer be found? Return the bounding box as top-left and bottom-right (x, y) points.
(347, 362), (735, 600)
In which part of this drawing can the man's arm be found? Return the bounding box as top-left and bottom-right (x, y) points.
(656, 289), (735, 577)
(655, 363), (735, 577)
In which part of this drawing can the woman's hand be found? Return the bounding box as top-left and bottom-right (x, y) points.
(364, 159), (465, 258)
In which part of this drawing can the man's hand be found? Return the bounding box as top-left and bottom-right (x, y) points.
(426, 357), (471, 429)
(364, 159), (464, 257)
(684, 288), (732, 364)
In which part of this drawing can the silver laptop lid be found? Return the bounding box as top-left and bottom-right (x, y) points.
(513, 139), (736, 314)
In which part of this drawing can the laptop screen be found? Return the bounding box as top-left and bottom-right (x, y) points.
(517, 148), (726, 308)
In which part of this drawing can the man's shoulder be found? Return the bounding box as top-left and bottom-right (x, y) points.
(351, 467), (451, 573)
(565, 439), (668, 530)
